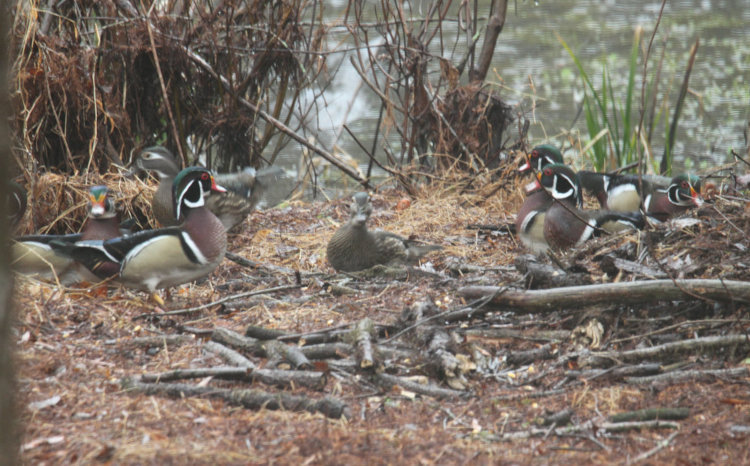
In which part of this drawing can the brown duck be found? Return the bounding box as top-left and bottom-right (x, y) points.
(327, 192), (441, 272)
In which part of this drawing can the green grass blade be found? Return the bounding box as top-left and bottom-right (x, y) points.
(604, 66), (622, 165)
(555, 33), (611, 170)
(622, 28), (641, 164)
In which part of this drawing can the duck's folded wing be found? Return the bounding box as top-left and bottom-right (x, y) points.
(101, 227), (184, 260)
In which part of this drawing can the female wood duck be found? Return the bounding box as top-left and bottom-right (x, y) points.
(130, 146), (278, 230)
(52, 167), (227, 297)
(537, 164), (645, 250)
(577, 171), (703, 221)
(515, 145), (563, 253)
(326, 192), (441, 272)
(12, 185), (121, 284)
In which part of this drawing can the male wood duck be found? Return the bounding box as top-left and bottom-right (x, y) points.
(12, 185), (121, 284)
(326, 192), (441, 272)
(642, 174), (703, 222)
(537, 164), (646, 250)
(51, 167), (227, 298)
(130, 146), (280, 230)
(518, 144), (564, 174)
(515, 145), (563, 253)
(8, 180), (27, 229)
(577, 171), (703, 221)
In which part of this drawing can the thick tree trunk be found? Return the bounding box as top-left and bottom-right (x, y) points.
(0, 5), (19, 463)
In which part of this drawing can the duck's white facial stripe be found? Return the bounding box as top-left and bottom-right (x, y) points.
(552, 172), (577, 200)
(181, 231), (208, 265)
(176, 178), (206, 219)
(669, 184), (700, 206)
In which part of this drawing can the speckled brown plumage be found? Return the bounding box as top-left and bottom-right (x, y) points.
(327, 192), (441, 272)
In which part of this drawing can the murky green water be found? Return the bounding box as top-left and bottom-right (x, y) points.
(277, 0), (749, 194)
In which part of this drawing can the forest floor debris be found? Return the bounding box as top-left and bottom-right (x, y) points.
(15, 181), (750, 464)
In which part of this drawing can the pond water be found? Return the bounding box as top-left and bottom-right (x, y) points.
(274, 0), (749, 197)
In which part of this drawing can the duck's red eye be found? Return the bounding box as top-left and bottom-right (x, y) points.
(681, 181), (689, 189)
(201, 172), (209, 180)
(530, 150), (539, 159)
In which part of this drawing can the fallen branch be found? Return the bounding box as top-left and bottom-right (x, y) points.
(506, 344), (556, 366)
(264, 340), (313, 370)
(462, 328), (570, 343)
(582, 335), (750, 368)
(375, 373), (468, 399)
(609, 407), (690, 423)
(354, 318), (376, 369)
(602, 419), (680, 433)
(459, 279), (750, 312)
(492, 389), (566, 401)
(580, 363), (663, 381)
(105, 335), (195, 348)
(211, 327), (260, 354)
(212, 327), (313, 369)
(299, 342), (354, 360)
(140, 365), (326, 389)
(626, 367), (749, 385)
(500, 419), (679, 440)
(203, 341), (255, 368)
(122, 378), (348, 419)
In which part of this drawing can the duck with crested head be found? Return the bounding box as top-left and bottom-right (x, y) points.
(515, 145), (563, 253)
(537, 163), (646, 250)
(12, 185), (121, 284)
(130, 145), (283, 230)
(51, 167), (227, 299)
(577, 170), (703, 221)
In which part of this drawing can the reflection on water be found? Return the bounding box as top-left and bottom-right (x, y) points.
(277, 0), (749, 196)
